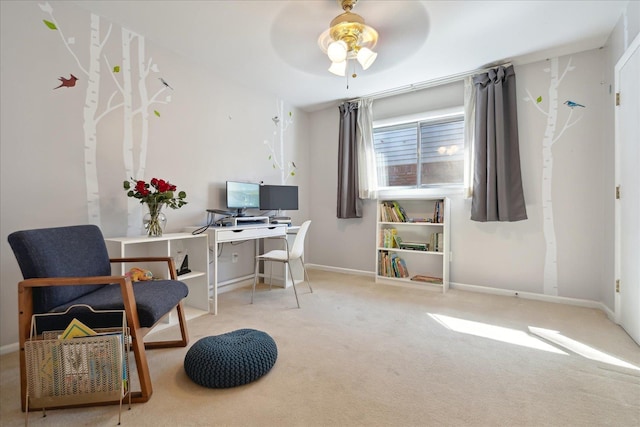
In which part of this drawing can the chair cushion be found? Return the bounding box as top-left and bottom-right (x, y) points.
(52, 280), (189, 328)
(258, 249), (288, 261)
(8, 225), (112, 313)
(184, 329), (278, 388)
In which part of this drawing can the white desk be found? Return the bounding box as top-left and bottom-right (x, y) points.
(185, 223), (289, 314)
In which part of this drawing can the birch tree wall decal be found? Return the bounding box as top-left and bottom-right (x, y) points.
(264, 99), (296, 184)
(118, 29), (172, 235)
(40, 2), (113, 226)
(39, 2), (172, 234)
(524, 56), (583, 296)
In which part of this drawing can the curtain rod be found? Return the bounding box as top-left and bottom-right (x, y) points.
(348, 62), (512, 103)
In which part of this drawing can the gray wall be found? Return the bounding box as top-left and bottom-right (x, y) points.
(0, 1), (309, 348)
(307, 105), (377, 273)
(307, 2), (639, 309)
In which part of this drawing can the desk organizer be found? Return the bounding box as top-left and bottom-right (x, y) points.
(24, 305), (130, 425)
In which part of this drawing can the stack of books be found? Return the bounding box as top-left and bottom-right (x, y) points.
(379, 201), (408, 222)
(381, 228), (399, 248)
(433, 200), (444, 223)
(410, 275), (443, 284)
(378, 251), (409, 278)
(394, 235), (428, 251)
(430, 232), (444, 252)
(399, 241), (428, 251)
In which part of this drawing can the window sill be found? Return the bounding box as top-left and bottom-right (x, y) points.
(377, 187), (466, 200)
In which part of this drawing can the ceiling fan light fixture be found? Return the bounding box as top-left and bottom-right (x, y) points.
(318, 0), (379, 77)
(356, 47), (377, 70)
(327, 40), (348, 63)
(328, 60), (347, 76)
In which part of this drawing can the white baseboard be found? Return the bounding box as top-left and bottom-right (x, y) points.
(449, 281), (616, 320)
(218, 275), (255, 294)
(1, 342), (19, 356)
(307, 264), (617, 321)
(306, 263), (374, 278)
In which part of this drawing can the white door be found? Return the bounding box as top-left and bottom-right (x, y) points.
(615, 34), (640, 345)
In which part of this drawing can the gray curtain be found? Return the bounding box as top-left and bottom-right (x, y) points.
(471, 65), (527, 222)
(337, 101), (362, 219)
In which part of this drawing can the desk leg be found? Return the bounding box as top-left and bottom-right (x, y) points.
(255, 238), (271, 287)
(255, 238), (260, 280)
(212, 242), (218, 315)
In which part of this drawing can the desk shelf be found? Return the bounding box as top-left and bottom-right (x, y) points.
(104, 233), (210, 326)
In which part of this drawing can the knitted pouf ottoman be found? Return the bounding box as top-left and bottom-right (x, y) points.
(184, 329), (278, 388)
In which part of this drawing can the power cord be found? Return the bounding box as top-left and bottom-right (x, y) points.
(191, 211), (218, 235)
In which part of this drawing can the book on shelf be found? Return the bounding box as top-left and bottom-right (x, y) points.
(397, 256), (409, 278)
(399, 241), (428, 251)
(393, 233), (403, 248)
(410, 275), (443, 284)
(381, 228), (400, 248)
(407, 217), (430, 223)
(429, 232), (443, 252)
(381, 228), (414, 250)
(380, 201), (407, 222)
(378, 251), (409, 278)
(380, 202), (393, 222)
(390, 252), (409, 278)
(432, 200), (444, 223)
(393, 201), (407, 222)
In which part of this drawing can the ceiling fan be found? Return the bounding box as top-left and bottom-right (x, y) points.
(317, 0), (379, 78)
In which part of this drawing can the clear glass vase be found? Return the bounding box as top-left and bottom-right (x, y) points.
(143, 203), (167, 237)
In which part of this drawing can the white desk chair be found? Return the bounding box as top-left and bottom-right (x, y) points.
(251, 220), (313, 308)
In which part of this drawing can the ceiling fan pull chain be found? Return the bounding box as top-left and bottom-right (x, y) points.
(346, 62), (350, 89)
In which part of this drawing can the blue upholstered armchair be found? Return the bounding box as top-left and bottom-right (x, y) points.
(8, 225), (190, 411)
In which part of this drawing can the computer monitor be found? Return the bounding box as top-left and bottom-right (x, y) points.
(226, 181), (260, 217)
(259, 185), (298, 211)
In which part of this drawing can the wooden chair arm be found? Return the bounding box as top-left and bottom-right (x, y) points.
(18, 275), (128, 290)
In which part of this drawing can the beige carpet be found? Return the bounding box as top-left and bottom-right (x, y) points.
(1, 270), (639, 426)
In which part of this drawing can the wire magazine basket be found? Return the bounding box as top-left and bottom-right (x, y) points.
(24, 304), (131, 425)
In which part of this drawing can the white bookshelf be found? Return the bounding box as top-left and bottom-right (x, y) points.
(375, 198), (450, 293)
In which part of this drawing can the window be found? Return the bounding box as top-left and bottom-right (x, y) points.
(373, 109), (465, 190)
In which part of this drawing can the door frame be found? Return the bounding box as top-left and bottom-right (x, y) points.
(614, 33), (640, 343)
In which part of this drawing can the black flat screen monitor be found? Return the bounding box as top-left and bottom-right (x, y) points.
(260, 185), (298, 211)
(226, 181), (260, 216)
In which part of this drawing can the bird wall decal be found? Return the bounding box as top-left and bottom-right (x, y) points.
(159, 77), (173, 90)
(53, 74), (78, 89)
(564, 100), (586, 108)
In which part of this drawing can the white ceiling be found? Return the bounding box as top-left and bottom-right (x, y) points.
(73, 0), (628, 112)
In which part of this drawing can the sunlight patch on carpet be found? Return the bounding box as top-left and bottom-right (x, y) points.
(529, 327), (640, 371)
(428, 313), (567, 355)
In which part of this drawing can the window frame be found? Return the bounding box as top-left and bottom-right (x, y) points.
(373, 106), (466, 199)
